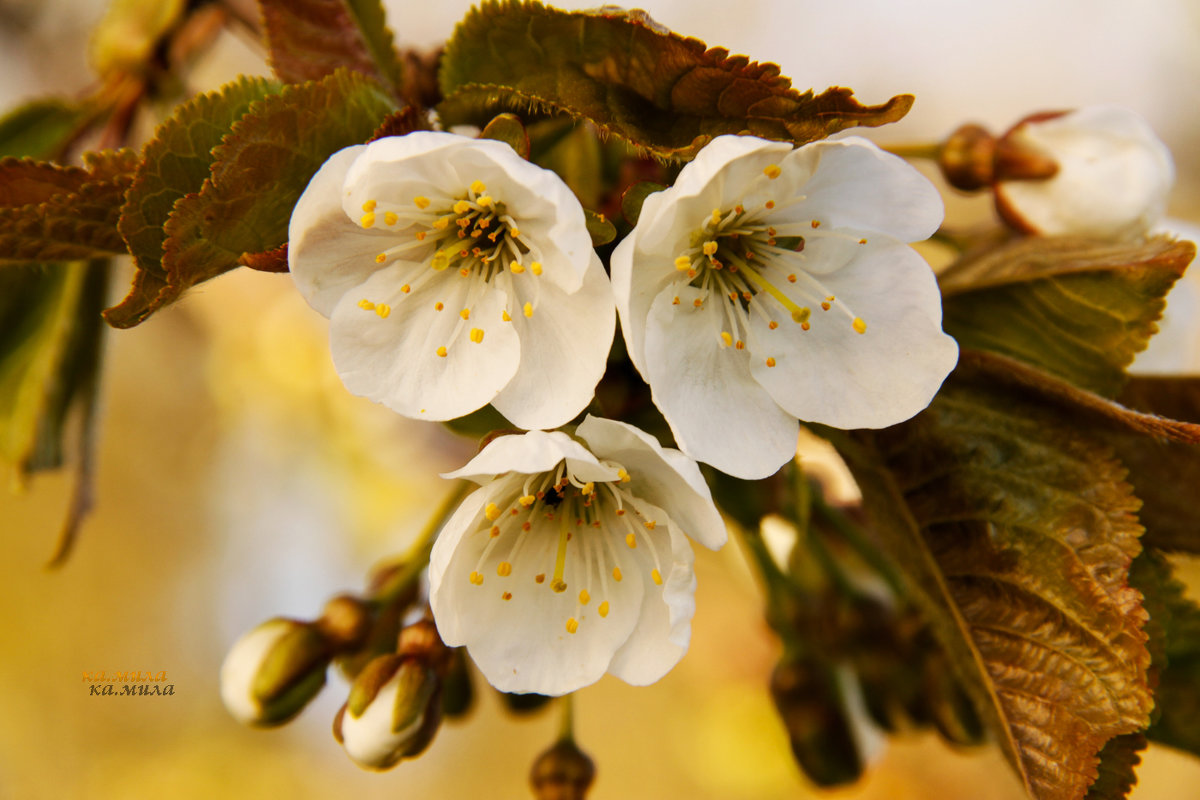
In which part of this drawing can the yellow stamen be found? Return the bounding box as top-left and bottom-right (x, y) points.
(625, 533), (636, 549)
(362, 199), (377, 212)
(511, 262), (525, 274)
(763, 164), (781, 179)
(531, 262), (542, 275)
(497, 561), (513, 577)
(566, 618), (579, 634)
(617, 468), (630, 483)
(502, 310), (512, 322)
(401, 284), (411, 294)
(710, 208), (722, 224)
(477, 195), (493, 208)
(375, 304), (390, 319)
(384, 211), (399, 226)
(675, 256), (691, 271)
(702, 241), (718, 256)
(460, 308), (471, 320)
(523, 302), (533, 318)
(470, 180), (486, 194)
(766, 357), (777, 367)
(651, 569), (663, 585)
(414, 196), (430, 209)
(811, 220), (821, 228)
(453, 199), (471, 214)
(502, 591), (512, 601)
(519, 495), (536, 507)
(435, 302), (444, 311)
(598, 601), (610, 618)
(853, 317), (867, 334)
(469, 328), (485, 343)
(485, 503), (501, 521)
(765, 200), (776, 210)
(644, 520), (656, 530)
(436, 346), (448, 357)
(357, 299), (375, 311)
(612, 567), (623, 581)
(375, 253), (387, 264)
(720, 331), (732, 347)
(768, 320), (778, 330)
(535, 574), (546, 584)
(579, 589), (590, 605)
(469, 571), (483, 585)
(360, 212), (376, 228)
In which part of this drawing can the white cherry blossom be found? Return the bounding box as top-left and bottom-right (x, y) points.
(612, 134), (958, 479)
(288, 131), (614, 429)
(995, 105), (1174, 240)
(428, 416), (726, 696)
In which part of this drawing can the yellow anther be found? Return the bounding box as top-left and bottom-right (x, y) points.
(362, 200), (377, 213)
(791, 308), (811, 324)
(811, 219), (821, 228)
(566, 618), (579, 634)
(858, 238), (868, 244)
(702, 241), (718, 256)
(469, 571), (483, 585)
(490, 525), (501, 537)
(675, 256), (692, 271)
(375, 304), (390, 319)
(766, 357), (777, 367)
(460, 308), (471, 320)
(433, 217), (450, 230)
(375, 253), (387, 264)
(710, 208), (722, 224)
(360, 212), (376, 228)
(535, 573), (546, 584)
(477, 195), (493, 208)
(523, 302), (533, 318)
(615, 509), (626, 516)
(821, 301), (831, 311)
(453, 199), (471, 214)
(651, 569), (663, 585)
(735, 340), (744, 349)
(531, 262), (542, 275)
(435, 302), (444, 311)
(485, 503), (501, 521)
(358, 299), (375, 310)
(617, 468), (630, 483)
(693, 298), (703, 308)
(519, 494), (536, 507)
(853, 317), (867, 334)
(768, 320), (779, 330)
(598, 601), (610, 618)
(502, 591), (512, 601)
(502, 310), (512, 322)
(401, 284), (411, 294)
(497, 561), (513, 577)
(581, 482), (594, 496)
(470, 180), (486, 194)
(787, 274), (797, 283)
(672, 296), (680, 306)
(436, 346), (448, 357)
(801, 322), (811, 331)
(765, 200), (776, 210)
(720, 331), (733, 348)
(416, 231), (427, 241)
(625, 533), (637, 549)
(644, 520), (656, 530)
(384, 211), (399, 226)
(551, 579), (567, 593)
(579, 589), (590, 605)
(414, 196), (431, 209)
(469, 328), (485, 343)
(764, 164), (782, 179)
(509, 227), (520, 238)
(511, 262), (525, 274)
(612, 567), (623, 581)
(460, 268), (470, 277)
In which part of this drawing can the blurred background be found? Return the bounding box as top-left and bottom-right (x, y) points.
(2, 1), (1200, 798)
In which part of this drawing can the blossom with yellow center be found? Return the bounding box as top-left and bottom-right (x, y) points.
(612, 134), (958, 479)
(288, 132), (614, 428)
(429, 416), (726, 696)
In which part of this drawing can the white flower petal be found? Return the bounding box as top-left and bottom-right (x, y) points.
(577, 415), (726, 551)
(780, 137), (944, 241)
(328, 264), (520, 421)
(491, 252), (615, 429)
(288, 144), (378, 316)
(749, 240), (958, 429)
(644, 284), (800, 480)
(995, 106), (1174, 239)
(441, 430), (618, 485)
(606, 502), (696, 685)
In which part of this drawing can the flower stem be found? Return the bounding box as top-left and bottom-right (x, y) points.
(558, 693), (576, 743)
(371, 480), (474, 606)
(882, 142), (942, 161)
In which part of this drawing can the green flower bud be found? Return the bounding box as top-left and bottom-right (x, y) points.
(336, 653), (443, 770)
(220, 618), (330, 727)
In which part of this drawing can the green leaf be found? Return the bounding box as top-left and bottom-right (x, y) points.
(115, 75), (281, 305)
(89, 0), (186, 77)
(107, 70), (396, 328)
(260, 0), (402, 94)
(836, 362), (1153, 800)
(0, 99), (92, 160)
(620, 180), (665, 226)
(1132, 552), (1200, 757)
(583, 209), (615, 246)
(0, 150), (139, 262)
(940, 235), (1195, 398)
(438, 1), (912, 161)
(1082, 734), (1145, 800)
(479, 113), (530, 158)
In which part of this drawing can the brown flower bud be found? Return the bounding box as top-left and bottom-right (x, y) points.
(529, 739), (596, 800)
(939, 123), (998, 191)
(316, 594), (372, 650)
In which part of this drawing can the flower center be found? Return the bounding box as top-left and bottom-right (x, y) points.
(670, 163), (871, 368)
(353, 179), (547, 359)
(466, 462), (665, 636)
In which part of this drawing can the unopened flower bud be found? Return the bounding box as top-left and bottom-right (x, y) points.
(939, 123), (997, 191)
(769, 657), (862, 787)
(316, 594), (372, 650)
(336, 653), (443, 770)
(529, 738), (596, 800)
(220, 618), (331, 727)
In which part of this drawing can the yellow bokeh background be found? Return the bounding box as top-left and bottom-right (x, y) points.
(2, 1), (1200, 798)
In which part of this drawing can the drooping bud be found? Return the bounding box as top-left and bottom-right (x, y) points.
(220, 618), (331, 727)
(769, 656), (863, 787)
(938, 123), (997, 192)
(440, 648), (475, 719)
(335, 645), (445, 769)
(315, 594), (372, 650)
(529, 738), (596, 800)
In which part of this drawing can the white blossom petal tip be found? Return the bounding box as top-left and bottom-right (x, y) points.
(429, 418), (725, 696)
(612, 134), (957, 479)
(995, 105), (1174, 240)
(289, 131), (614, 428)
